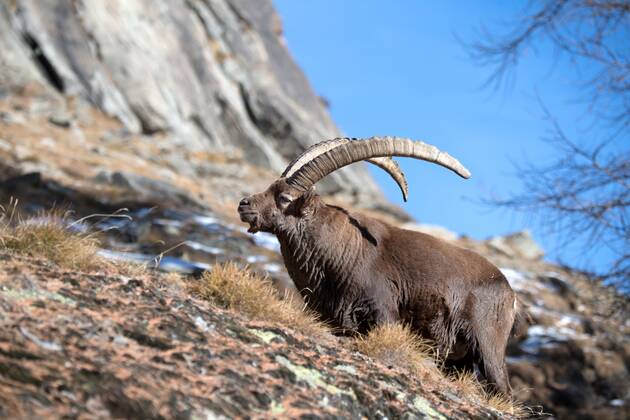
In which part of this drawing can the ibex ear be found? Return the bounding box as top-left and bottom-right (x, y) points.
(292, 188), (315, 216)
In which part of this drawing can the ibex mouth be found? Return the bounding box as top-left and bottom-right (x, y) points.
(238, 211), (259, 233)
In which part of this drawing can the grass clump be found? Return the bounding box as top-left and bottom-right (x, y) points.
(356, 323), (442, 382)
(450, 370), (529, 418)
(486, 393), (528, 418)
(357, 324), (528, 418)
(0, 204), (100, 271)
(191, 262), (326, 336)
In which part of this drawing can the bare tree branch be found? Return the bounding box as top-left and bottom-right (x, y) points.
(467, 0), (630, 286)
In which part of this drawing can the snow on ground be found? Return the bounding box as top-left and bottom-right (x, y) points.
(252, 232), (281, 252)
(185, 240), (224, 255)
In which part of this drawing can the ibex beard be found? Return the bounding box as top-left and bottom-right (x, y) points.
(238, 136), (520, 396)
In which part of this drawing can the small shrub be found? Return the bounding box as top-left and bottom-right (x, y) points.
(191, 262), (326, 336)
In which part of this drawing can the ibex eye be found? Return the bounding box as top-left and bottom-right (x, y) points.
(278, 194), (293, 205)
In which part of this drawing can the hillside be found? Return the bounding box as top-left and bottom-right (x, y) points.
(0, 0), (628, 418)
(0, 249), (515, 419)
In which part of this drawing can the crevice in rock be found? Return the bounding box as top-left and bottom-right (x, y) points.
(137, 114), (166, 136)
(190, 114), (215, 144)
(21, 31), (65, 93)
(239, 83), (292, 141)
(225, 1), (252, 30)
(71, 1), (103, 62)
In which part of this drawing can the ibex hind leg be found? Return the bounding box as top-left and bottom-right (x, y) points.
(469, 288), (514, 396)
(443, 332), (476, 375)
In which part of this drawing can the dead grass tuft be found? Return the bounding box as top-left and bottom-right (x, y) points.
(0, 202), (146, 276)
(191, 262), (327, 336)
(486, 393), (529, 418)
(450, 370), (484, 399)
(355, 323), (443, 382)
(107, 260), (149, 277)
(357, 324), (528, 418)
(0, 204), (101, 271)
(450, 369), (529, 418)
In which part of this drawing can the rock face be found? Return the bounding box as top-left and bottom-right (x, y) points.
(0, 0), (385, 205)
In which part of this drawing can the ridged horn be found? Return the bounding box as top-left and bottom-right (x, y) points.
(282, 138), (409, 201)
(285, 136), (471, 196)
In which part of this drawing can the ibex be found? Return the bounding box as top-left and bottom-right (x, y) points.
(238, 136), (518, 395)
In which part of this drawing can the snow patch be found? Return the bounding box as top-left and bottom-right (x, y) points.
(185, 240), (223, 255)
(521, 324), (588, 353)
(500, 268), (529, 291)
(98, 249), (210, 274)
(246, 255), (268, 264)
(264, 263), (283, 273)
(192, 215), (222, 226)
(252, 232), (281, 252)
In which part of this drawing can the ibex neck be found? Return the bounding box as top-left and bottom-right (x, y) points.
(276, 208), (363, 299)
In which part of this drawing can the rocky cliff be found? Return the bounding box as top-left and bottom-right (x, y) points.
(0, 0), (399, 212)
(0, 1), (628, 419)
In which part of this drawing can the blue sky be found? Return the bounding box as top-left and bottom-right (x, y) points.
(273, 1), (616, 274)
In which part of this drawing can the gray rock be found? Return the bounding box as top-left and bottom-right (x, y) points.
(48, 110), (72, 128)
(0, 111), (26, 125)
(95, 170), (207, 210)
(0, 0), (387, 209)
(487, 230), (544, 260)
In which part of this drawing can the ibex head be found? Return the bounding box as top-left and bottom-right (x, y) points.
(238, 136), (471, 234)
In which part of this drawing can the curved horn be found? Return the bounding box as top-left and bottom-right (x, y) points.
(285, 136), (471, 196)
(365, 156), (408, 202)
(282, 138), (409, 201)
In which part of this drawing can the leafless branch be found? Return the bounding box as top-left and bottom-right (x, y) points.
(468, 0), (630, 286)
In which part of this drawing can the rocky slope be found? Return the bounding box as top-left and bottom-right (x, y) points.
(0, 0), (398, 212)
(0, 0), (628, 419)
(459, 233), (629, 419)
(0, 251), (511, 419)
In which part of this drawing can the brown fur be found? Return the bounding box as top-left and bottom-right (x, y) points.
(239, 179), (517, 395)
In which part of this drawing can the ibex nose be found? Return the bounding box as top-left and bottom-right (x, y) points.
(239, 198), (250, 207)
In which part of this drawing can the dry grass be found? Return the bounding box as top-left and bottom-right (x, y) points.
(450, 370), (482, 397)
(449, 368), (529, 418)
(0, 202), (149, 277)
(355, 323), (443, 382)
(190, 262), (327, 336)
(0, 205), (101, 271)
(107, 260), (149, 277)
(486, 393), (529, 418)
(357, 324), (528, 418)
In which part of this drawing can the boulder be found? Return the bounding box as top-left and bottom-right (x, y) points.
(487, 230), (545, 260)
